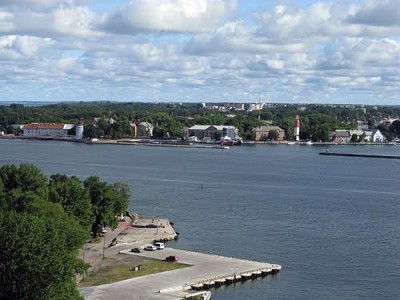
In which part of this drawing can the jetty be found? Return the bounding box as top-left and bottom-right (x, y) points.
(80, 247), (281, 299)
(319, 152), (400, 159)
(79, 217), (281, 299)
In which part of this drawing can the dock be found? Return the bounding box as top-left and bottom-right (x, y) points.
(79, 218), (281, 299)
(319, 152), (400, 159)
(80, 247), (281, 299)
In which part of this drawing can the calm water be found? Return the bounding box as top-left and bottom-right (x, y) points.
(1, 140), (399, 299)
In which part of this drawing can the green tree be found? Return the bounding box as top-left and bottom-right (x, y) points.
(0, 163), (48, 212)
(268, 130), (279, 141)
(214, 130), (222, 141)
(312, 124), (331, 142)
(83, 124), (103, 139)
(112, 182), (130, 216)
(111, 117), (133, 138)
(377, 124), (393, 141)
(0, 163), (47, 194)
(0, 163), (88, 300)
(390, 120), (400, 137)
(0, 210), (86, 300)
(152, 127), (165, 139)
(48, 174), (93, 229)
(358, 132), (366, 142)
(84, 176), (130, 237)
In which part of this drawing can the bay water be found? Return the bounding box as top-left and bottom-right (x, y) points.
(1, 139), (399, 299)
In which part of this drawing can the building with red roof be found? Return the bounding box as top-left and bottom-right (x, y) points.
(23, 123), (74, 137)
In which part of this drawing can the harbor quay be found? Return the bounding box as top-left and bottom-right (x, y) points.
(80, 247), (281, 300)
(79, 217), (281, 300)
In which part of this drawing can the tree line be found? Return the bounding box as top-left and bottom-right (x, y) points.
(0, 163), (130, 300)
(1, 102), (399, 142)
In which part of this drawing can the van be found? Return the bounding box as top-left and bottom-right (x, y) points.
(154, 242), (164, 250)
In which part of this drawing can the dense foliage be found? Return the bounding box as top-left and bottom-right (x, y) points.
(1, 102), (399, 141)
(0, 163), (130, 299)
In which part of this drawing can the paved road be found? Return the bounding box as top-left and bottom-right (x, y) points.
(80, 247), (274, 300)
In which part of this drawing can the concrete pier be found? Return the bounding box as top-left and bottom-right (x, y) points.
(80, 247), (281, 299)
(320, 152), (400, 159)
(79, 217), (281, 299)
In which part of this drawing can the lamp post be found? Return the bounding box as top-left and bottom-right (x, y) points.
(103, 234), (106, 259)
(152, 206), (159, 223)
(82, 251), (85, 279)
(156, 215), (159, 235)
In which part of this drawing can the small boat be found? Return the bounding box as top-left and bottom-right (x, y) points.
(219, 135), (234, 146)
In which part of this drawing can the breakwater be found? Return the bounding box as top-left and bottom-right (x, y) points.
(319, 152), (400, 159)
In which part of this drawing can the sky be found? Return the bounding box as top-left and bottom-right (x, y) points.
(0, 0), (399, 105)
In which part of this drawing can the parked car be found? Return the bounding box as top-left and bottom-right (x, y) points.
(144, 245), (157, 251)
(130, 247), (143, 253)
(166, 256), (178, 262)
(154, 242), (164, 250)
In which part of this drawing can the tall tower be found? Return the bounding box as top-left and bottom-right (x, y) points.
(294, 115), (300, 141)
(75, 120), (84, 140)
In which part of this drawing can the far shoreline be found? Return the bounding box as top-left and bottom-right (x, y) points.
(0, 135), (398, 147)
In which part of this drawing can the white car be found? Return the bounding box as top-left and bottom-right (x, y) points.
(154, 242), (165, 250)
(144, 245), (157, 251)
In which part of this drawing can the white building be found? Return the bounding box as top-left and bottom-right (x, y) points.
(23, 123), (73, 137)
(137, 122), (154, 137)
(346, 129), (386, 142)
(371, 129), (385, 142)
(75, 123), (84, 139)
(186, 125), (240, 141)
(247, 103), (265, 112)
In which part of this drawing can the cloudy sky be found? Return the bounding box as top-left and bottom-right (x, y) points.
(0, 0), (399, 104)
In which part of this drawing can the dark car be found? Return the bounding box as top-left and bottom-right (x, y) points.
(130, 247), (143, 253)
(146, 223), (158, 228)
(165, 255), (178, 262)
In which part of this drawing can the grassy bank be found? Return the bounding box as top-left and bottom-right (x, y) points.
(80, 254), (190, 287)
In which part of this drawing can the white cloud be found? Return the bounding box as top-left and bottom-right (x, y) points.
(101, 0), (237, 34)
(5, 6), (97, 37)
(0, 10), (13, 32)
(130, 44), (162, 63)
(319, 38), (400, 71)
(347, 0), (400, 26)
(185, 21), (305, 55)
(255, 3), (339, 42)
(255, 1), (399, 43)
(0, 35), (55, 59)
(0, 0), (87, 8)
(0, 0), (399, 104)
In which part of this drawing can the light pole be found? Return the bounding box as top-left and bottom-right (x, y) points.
(152, 206), (159, 223)
(82, 251), (85, 279)
(102, 233), (106, 259)
(156, 215), (159, 235)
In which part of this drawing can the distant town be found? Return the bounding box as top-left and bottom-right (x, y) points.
(1, 102), (399, 144)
